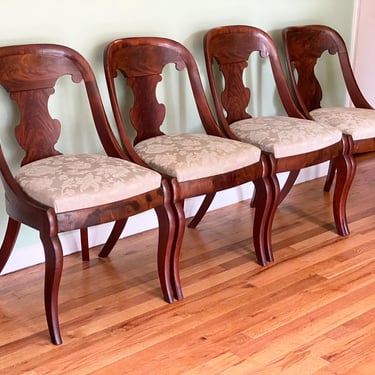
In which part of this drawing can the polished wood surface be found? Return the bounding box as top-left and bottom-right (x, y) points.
(1, 152), (374, 374)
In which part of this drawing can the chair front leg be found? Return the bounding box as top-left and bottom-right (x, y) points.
(168, 179), (186, 301)
(40, 216), (64, 345)
(254, 154), (280, 264)
(154, 199), (176, 304)
(332, 136), (356, 236)
(252, 166), (279, 265)
(252, 175), (271, 266)
(170, 198), (186, 301)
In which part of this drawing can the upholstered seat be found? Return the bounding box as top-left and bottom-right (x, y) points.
(310, 107), (375, 141)
(15, 154), (162, 213)
(134, 133), (261, 182)
(229, 117), (342, 158)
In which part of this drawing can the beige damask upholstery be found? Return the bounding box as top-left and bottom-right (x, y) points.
(230, 116), (342, 158)
(134, 133), (261, 182)
(310, 107), (375, 141)
(15, 154), (162, 213)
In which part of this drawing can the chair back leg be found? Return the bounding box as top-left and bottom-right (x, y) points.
(0, 217), (21, 273)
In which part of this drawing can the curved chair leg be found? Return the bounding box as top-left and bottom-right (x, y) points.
(0, 217), (21, 273)
(332, 137), (356, 236)
(324, 159), (337, 192)
(265, 173), (281, 262)
(40, 225), (64, 345)
(279, 169), (299, 204)
(170, 198), (186, 301)
(187, 193), (216, 228)
(154, 181), (176, 303)
(168, 179), (186, 301)
(252, 175), (273, 266)
(98, 219), (128, 258)
(253, 155), (280, 265)
(250, 168), (294, 208)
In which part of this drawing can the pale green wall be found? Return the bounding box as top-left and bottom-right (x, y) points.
(0, 0), (354, 265)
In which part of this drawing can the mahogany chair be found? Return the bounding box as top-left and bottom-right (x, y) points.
(0, 44), (175, 344)
(282, 24), (375, 192)
(103, 36), (273, 300)
(203, 25), (355, 262)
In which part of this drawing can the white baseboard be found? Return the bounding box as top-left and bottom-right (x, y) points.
(0, 163), (328, 275)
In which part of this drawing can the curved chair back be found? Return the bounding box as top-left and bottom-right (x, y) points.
(282, 24), (373, 115)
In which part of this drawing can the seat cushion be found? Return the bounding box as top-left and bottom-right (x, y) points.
(15, 154), (161, 213)
(230, 116), (342, 158)
(134, 133), (261, 182)
(310, 107), (375, 141)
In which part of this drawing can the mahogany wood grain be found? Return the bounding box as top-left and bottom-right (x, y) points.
(0, 152), (374, 374)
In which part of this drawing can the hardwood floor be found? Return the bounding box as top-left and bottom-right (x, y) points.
(1, 153), (374, 374)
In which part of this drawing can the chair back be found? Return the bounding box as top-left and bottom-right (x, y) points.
(204, 25), (303, 130)
(0, 44), (123, 166)
(282, 24), (373, 113)
(104, 37), (222, 147)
